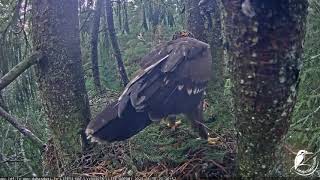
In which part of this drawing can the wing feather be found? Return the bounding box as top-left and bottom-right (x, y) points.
(118, 37), (212, 117)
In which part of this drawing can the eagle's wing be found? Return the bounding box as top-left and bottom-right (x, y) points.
(118, 37), (212, 119)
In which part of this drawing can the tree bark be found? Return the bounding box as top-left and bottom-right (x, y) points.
(0, 75), (6, 110)
(105, 0), (129, 86)
(142, 1), (148, 31)
(210, 0), (224, 89)
(123, 0), (130, 34)
(91, 0), (103, 91)
(203, 0), (226, 110)
(222, 0), (308, 177)
(0, 43), (6, 110)
(186, 0), (207, 42)
(117, 0), (122, 31)
(31, 0), (91, 175)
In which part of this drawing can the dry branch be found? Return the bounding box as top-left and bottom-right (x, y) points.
(0, 106), (44, 149)
(0, 51), (43, 90)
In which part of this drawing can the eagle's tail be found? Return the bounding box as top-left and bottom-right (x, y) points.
(85, 101), (152, 143)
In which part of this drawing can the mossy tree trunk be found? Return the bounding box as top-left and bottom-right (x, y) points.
(210, 0), (224, 89)
(186, 0), (207, 42)
(222, 0), (308, 177)
(105, 0), (129, 86)
(205, 0), (227, 113)
(31, 0), (91, 175)
(91, 0), (103, 91)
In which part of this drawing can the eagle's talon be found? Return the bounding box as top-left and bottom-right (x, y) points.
(207, 137), (220, 145)
(167, 120), (182, 130)
(196, 137), (220, 145)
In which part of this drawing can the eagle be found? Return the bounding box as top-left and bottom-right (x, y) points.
(86, 31), (216, 144)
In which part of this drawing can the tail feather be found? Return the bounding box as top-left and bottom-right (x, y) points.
(85, 101), (152, 143)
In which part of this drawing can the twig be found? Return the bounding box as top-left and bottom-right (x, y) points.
(80, 10), (94, 31)
(0, 106), (44, 149)
(282, 144), (297, 155)
(208, 160), (228, 173)
(290, 105), (320, 127)
(291, 127), (320, 133)
(1, 0), (23, 39)
(0, 160), (24, 164)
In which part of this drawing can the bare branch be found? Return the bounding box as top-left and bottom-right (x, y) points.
(80, 10), (94, 31)
(0, 51), (44, 90)
(1, 0), (23, 39)
(0, 106), (45, 149)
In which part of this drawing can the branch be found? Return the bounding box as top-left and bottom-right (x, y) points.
(0, 51), (43, 90)
(80, 10), (94, 31)
(0, 106), (44, 149)
(1, 0), (23, 39)
(291, 127), (320, 133)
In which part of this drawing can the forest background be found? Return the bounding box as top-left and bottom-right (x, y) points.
(0, 0), (319, 177)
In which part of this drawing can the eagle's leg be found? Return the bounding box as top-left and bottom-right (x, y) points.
(185, 101), (219, 145)
(166, 115), (182, 130)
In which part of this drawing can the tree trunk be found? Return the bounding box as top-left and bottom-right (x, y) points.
(205, 0), (226, 110)
(101, 7), (111, 81)
(186, 0), (207, 42)
(31, 0), (91, 175)
(123, 0), (130, 34)
(0, 44), (5, 109)
(0, 72), (5, 110)
(105, 0), (129, 86)
(91, 0), (103, 91)
(117, 0), (122, 32)
(210, 0), (224, 88)
(222, 0), (308, 176)
(142, 1), (148, 31)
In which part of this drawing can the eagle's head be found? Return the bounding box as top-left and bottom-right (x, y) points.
(172, 31), (195, 40)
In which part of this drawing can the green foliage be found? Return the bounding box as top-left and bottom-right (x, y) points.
(286, 0), (320, 152)
(1, 0), (319, 177)
(131, 120), (227, 167)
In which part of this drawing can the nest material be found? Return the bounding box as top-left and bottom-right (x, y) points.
(67, 90), (236, 178)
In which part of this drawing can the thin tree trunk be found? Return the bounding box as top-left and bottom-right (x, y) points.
(32, 0), (91, 175)
(186, 0), (206, 42)
(91, 0), (103, 91)
(0, 71), (6, 110)
(206, 0), (225, 103)
(0, 43), (7, 110)
(222, 0), (308, 176)
(105, 0), (129, 86)
(123, 0), (130, 34)
(142, 1), (148, 31)
(100, 6), (111, 82)
(117, 0), (122, 31)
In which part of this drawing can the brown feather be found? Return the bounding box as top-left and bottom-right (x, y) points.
(86, 36), (212, 143)
(118, 37), (212, 118)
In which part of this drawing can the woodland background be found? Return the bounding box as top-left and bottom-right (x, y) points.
(0, 0), (319, 178)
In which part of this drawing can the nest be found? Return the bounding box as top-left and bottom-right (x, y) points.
(67, 89), (237, 178)
(67, 131), (236, 178)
